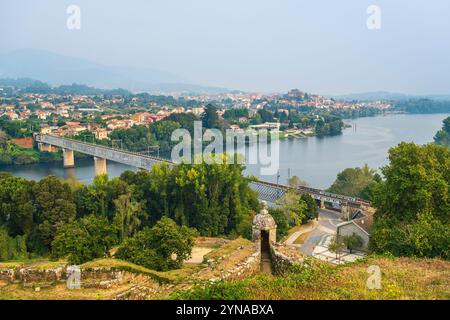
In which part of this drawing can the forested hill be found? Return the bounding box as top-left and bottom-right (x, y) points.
(0, 78), (132, 96)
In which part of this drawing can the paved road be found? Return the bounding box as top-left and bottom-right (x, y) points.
(300, 209), (342, 256)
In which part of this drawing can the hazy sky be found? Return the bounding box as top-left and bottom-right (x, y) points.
(1, 0), (450, 94)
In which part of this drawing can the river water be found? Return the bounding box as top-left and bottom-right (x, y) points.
(1, 113), (448, 189)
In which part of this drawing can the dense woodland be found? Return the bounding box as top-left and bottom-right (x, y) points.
(0, 157), (260, 269)
(0, 151), (324, 269)
(0, 140), (449, 268)
(394, 99), (450, 114)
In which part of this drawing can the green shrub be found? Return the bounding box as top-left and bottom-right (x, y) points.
(341, 233), (364, 253)
(51, 215), (117, 265)
(269, 208), (289, 241)
(116, 217), (197, 271)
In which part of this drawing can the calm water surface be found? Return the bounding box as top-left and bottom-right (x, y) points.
(1, 113), (448, 189)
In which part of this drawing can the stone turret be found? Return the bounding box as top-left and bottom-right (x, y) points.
(252, 201), (277, 244)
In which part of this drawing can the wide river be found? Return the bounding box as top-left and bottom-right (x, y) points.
(1, 113), (448, 189)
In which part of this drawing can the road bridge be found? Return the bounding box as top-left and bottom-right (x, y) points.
(35, 134), (371, 216)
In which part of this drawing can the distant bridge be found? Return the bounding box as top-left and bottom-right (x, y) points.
(34, 134), (371, 216)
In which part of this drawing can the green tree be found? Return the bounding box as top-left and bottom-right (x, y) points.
(33, 176), (76, 249)
(370, 143), (450, 258)
(277, 190), (307, 226)
(407, 211), (450, 259)
(233, 211), (255, 240)
(342, 233), (364, 253)
(0, 175), (35, 237)
(300, 193), (319, 222)
(116, 217), (197, 271)
(0, 227), (28, 261)
(257, 109), (275, 123)
(201, 104), (222, 130)
(51, 215), (117, 265)
(113, 192), (145, 241)
(269, 208), (289, 241)
(79, 175), (131, 220)
(287, 176), (309, 188)
(434, 116), (450, 146)
(0, 119), (24, 137)
(223, 108), (249, 121)
(328, 164), (379, 200)
(328, 236), (345, 263)
(315, 117), (344, 137)
(123, 155), (259, 237)
(250, 112), (263, 125)
(165, 112), (199, 135)
(73, 185), (103, 217)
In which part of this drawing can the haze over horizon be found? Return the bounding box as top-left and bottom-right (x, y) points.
(1, 0), (450, 95)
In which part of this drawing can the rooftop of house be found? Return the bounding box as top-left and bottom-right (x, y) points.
(337, 211), (374, 235)
(353, 214), (374, 234)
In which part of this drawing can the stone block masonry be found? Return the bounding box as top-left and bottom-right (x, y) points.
(270, 243), (305, 275)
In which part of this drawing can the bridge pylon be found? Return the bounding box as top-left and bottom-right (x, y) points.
(63, 148), (74, 168)
(94, 157), (107, 176)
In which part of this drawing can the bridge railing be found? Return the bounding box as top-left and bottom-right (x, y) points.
(35, 133), (173, 163)
(252, 179), (371, 207)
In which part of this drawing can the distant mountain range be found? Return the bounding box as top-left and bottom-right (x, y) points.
(330, 91), (450, 102)
(0, 48), (233, 95)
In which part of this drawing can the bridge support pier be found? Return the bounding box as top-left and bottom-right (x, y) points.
(94, 157), (107, 176)
(63, 149), (74, 168)
(39, 143), (58, 153)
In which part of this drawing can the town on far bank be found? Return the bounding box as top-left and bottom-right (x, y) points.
(0, 79), (393, 165)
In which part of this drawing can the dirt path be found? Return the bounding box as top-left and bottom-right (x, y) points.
(184, 247), (214, 264)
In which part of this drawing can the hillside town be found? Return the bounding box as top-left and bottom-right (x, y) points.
(0, 84), (391, 142)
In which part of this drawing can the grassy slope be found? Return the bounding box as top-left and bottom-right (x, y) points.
(1, 241), (448, 300)
(0, 258), (201, 300)
(172, 256), (450, 300)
